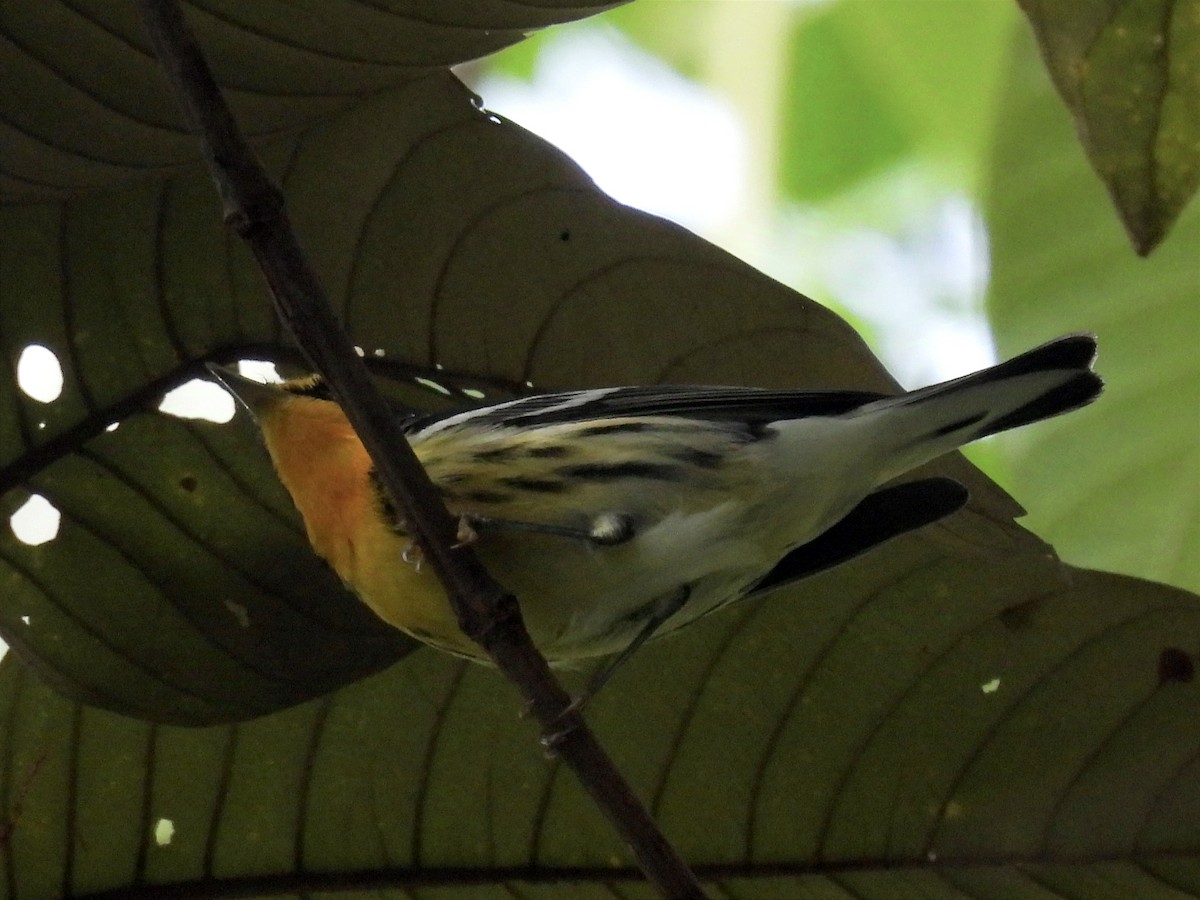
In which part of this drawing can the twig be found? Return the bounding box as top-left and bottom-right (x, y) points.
(134, 3), (706, 897)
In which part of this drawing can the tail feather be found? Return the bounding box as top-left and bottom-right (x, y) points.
(863, 333), (1102, 483)
(896, 333), (1100, 419)
(975, 332), (1098, 378)
(981, 369), (1101, 438)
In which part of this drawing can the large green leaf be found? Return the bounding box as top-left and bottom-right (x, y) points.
(1016, 0), (1200, 253)
(1, 2), (1198, 896)
(0, 0), (624, 198)
(987, 26), (1200, 596)
(2, 558), (1198, 898)
(1, 65), (1050, 726)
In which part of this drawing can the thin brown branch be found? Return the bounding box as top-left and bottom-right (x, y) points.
(133, 2), (705, 897)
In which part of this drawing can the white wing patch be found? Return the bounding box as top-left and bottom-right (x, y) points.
(413, 388), (621, 436)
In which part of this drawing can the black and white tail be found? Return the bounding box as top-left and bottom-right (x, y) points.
(857, 333), (1102, 484)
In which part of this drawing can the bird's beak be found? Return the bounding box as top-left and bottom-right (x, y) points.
(205, 363), (287, 421)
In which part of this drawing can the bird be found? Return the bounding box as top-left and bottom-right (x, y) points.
(209, 333), (1101, 671)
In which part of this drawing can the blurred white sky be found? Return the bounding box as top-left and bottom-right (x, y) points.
(2, 16), (997, 665)
(475, 24), (996, 387)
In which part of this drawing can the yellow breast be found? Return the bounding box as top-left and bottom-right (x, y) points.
(258, 394), (481, 658)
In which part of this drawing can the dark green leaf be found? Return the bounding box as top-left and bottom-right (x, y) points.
(7, 70), (988, 724)
(0, 0), (625, 199)
(1, 2), (1198, 896)
(2, 560), (1198, 897)
(1017, 0), (1200, 253)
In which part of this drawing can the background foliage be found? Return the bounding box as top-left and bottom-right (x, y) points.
(0, 1), (1196, 898)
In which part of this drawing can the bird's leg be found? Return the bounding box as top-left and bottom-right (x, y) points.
(580, 584), (692, 703)
(541, 585), (693, 754)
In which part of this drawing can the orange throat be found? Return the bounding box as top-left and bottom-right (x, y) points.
(259, 397), (376, 579)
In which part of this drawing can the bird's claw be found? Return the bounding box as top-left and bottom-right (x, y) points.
(401, 540), (424, 572)
(454, 516), (479, 549)
(520, 696), (586, 758)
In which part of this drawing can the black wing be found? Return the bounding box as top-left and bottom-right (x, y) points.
(747, 477), (970, 597)
(405, 384), (890, 434)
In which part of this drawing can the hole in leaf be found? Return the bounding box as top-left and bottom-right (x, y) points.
(16, 344), (64, 403)
(237, 359), (282, 383)
(179, 475), (198, 493)
(414, 377), (452, 396)
(159, 379), (235, 423)
(154, 818), (175, 846)
(10, 494), (60, 546)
